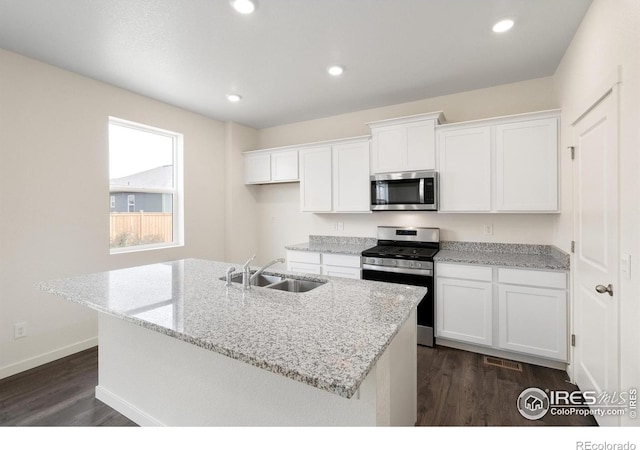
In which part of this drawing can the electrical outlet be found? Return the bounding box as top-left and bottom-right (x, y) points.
(337, 221), (344, 231)
(483, 224), (493, 236)
(14, 322), (27, 339)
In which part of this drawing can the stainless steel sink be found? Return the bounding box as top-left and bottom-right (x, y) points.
(219, 273), (283, 287)
(266, 278), (326, 293)
(220, 271), (326, 292)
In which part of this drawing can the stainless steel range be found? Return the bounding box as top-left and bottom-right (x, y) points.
(361, 226), (439, 347)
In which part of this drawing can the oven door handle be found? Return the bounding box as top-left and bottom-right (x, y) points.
(362, 264), (433, 277)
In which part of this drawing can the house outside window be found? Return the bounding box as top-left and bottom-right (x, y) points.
(108, 117), (183, 252)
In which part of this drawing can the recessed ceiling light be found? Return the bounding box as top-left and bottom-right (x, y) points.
(230, 0), (256, 15)
(328, 65), (344, 76)
(492, 19), (514, 33)
(227, 94), (242, 102)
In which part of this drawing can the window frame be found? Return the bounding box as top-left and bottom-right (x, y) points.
(109, 117), (184, 254)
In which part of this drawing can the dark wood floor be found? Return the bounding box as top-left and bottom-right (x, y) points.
(0, 347), (135, 426)
(416, 345), (597, 426)
(0, 345), (597, 426)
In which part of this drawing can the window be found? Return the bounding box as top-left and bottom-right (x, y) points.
(109, 117), (183, 253)
(127, 194), (135, 212)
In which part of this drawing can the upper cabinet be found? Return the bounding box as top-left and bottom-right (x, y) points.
(244, 148), (298, 184)
(436, 110), (560, 213)
(367, 112), (445, 175)
(299, 137), (371, 213)
(438, 125), (492, 212)
(495, 118), (558, 211)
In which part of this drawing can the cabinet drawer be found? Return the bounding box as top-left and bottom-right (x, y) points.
(287, 262), (321, 275)
(322, 253), (361, 268)
(498, 268), (566, 289)
(436, 263), (492, 282)
(286, 250), (321, 264)
(322, 265), (361, 279)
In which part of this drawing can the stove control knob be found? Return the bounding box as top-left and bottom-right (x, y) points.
(391, 260), (397, 266)
(415, 262), (421, 269)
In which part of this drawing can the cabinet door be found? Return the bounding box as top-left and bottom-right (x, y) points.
(406, 119), (436, 171)
(371, 126), (404, 174)
(436, 277), (493, 346)
(437, 126), (492, 211)
(322, 265), (361, 279)
(287, 262), (321, 275)
(244, 153), (271, 184)
(498, 284), (567, 360)
(496, 118), (558, 211)
(332, 140), (370, 212)
(299, 146), (332, 212)
(271, 149), (298, 182)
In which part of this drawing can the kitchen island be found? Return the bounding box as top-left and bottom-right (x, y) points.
(37, 258), (423, 426)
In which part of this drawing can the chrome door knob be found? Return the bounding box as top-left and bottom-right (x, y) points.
(595, 284), (614, 296)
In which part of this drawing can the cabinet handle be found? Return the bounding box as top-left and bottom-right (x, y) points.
(595, 284), (613, 296)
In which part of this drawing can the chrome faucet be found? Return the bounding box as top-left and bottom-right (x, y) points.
(242, 254), (256, 290)
(251, 258), (285, 283)
(225, 266), (236, 287)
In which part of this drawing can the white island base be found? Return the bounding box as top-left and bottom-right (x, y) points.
(95, 310), (417, 426)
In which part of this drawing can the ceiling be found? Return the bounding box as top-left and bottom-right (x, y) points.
(0, 0), (592, 129)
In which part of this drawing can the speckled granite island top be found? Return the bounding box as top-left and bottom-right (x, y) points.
(434, 241), (570, 271)
(37, 258), (424, 399)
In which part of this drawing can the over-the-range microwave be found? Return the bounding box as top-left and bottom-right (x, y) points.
(370, 170), (438, 211)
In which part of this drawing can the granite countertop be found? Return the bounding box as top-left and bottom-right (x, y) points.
(37, 258), (424, 399)
(434, 242), (570, 271)
(285, 235), (377, 256)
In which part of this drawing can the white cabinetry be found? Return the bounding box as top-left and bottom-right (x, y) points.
(299, 137), (370, 213)
(495, 118), (558, 211)
(436, 262), (568, 363)
(299, 146), (333, 212)
(497, 268), (567, 360)
(286, 250), (361, 279)
(436, 110), (559, 213)
(436, 264), (493, 346)
(437, 126), (492, 212)
(368, 112), (444, 174)
(244, 149), (298, 184)
(286, 250), (322, 275)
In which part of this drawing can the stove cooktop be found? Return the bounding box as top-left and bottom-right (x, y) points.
(361, 245), (439, 261)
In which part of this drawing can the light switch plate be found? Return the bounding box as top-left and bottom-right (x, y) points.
(621, 253), (631, 279)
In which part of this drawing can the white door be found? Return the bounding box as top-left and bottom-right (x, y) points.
(573, 91), (619, 426)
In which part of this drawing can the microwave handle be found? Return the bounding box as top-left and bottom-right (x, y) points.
(419, 178), (425, 204)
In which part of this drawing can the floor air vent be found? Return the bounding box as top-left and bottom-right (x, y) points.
(483, 356), (523, 372)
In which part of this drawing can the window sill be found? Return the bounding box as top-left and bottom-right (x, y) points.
(110, 242), (184, 255)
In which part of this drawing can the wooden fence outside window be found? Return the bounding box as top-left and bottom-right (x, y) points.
(109, 212), (173, 247)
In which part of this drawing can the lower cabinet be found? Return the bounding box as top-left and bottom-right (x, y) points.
(436, 262), (568, 362)
(287, 250), (361, 279)
(497, 269), (567, 361)
(436, 277), (493, 346)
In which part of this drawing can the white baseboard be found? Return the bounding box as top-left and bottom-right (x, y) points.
(95, 385), (163, 427)
(0, 337), (98, 380)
